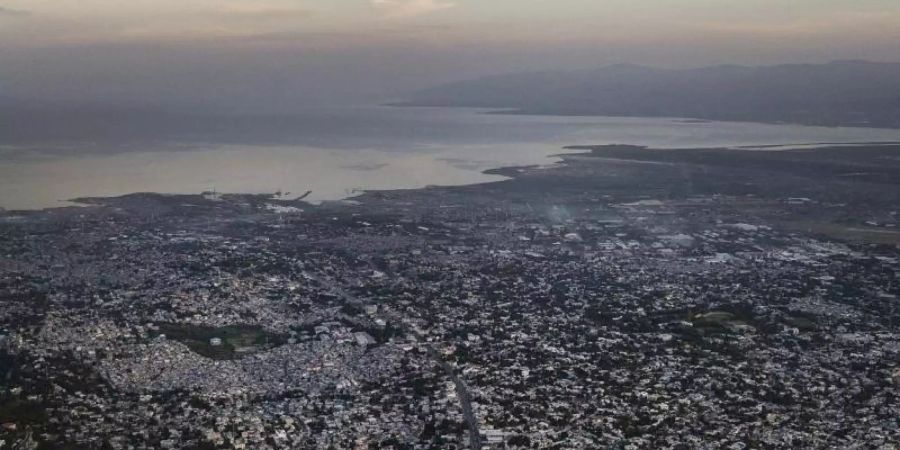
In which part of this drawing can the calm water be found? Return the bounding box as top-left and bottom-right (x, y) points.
(3, 106), (900, 210)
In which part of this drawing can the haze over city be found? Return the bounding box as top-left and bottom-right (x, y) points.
(3, 0), (900, 110)
(2, 2), (900, 450)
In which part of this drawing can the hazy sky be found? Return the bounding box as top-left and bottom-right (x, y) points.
(2, 0), (900, 110)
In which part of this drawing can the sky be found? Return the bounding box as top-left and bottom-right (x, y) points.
(1, 0), (900, 111)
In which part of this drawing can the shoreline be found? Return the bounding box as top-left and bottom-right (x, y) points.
(392, 103), (900, 131)
(2, 141), (900, 217)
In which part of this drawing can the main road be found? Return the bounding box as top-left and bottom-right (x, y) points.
(313, 273), (483, 450)
(423, 341), (483, 450)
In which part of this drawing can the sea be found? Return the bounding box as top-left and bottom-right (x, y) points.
(3, 106), (900, 210)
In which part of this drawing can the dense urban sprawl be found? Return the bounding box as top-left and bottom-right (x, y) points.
(1, 145), (900, 449)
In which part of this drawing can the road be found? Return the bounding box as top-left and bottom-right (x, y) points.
(314, 273), (483, 450)
(423, 343), (482, 450)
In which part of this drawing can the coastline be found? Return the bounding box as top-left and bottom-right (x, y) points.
(6, 142), (899, 247)
(393, 103), (900, 130)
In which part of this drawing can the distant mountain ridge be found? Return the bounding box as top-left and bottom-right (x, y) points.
(403, 61), (900, 128)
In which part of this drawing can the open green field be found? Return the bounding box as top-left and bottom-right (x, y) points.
(153, 323), (287, 360)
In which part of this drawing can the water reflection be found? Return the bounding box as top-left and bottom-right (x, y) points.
(4, 107), (900, 210)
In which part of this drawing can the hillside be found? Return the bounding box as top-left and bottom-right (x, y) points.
(404, 61), (900, 128)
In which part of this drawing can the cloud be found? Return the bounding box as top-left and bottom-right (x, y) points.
(371, 0), (456, 19)
(218, 4), (314, 20)
(0, 5), (29, 17)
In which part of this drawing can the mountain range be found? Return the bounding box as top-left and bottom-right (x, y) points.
(403, 61), (900, 128)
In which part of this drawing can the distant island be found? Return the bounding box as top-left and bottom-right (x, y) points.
(401, 60), (900, 128)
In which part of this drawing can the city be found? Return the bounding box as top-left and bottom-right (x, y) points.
(2, 144), (899, 449)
